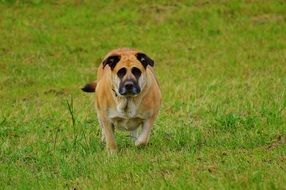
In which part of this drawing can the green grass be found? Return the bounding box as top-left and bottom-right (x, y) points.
(0, 0), (286, 189)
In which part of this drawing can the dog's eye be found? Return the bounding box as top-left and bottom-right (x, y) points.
(117, 68), (127, 79)
(131, 67), (141, 79)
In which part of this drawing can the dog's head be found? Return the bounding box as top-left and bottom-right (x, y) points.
(82, 48), (155, 97)
(104, 49), (154, 97)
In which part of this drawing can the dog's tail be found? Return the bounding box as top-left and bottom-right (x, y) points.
(81, 81), (97, 93)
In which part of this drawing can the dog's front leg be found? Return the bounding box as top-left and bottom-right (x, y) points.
(97, 115), (106, 143)
(98, 115), (115, 143)
(99, 114), (117, 153)
(135, 116), (155, 147)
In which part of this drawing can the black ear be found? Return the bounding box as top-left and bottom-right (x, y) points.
(102, 55), (121, 70)
(136, 53), (154, 68)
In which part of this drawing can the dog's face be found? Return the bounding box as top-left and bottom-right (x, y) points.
(103, 50), (154, 97)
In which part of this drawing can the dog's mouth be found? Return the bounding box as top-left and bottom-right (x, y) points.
(118, 80), (141, 96)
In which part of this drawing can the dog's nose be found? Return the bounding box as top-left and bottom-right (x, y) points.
(119, 80), (140, 96)
(125, 82), (133, 91)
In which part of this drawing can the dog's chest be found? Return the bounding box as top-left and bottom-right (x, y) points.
(108, 99), (145, 131)
(111, 98), (138, 118)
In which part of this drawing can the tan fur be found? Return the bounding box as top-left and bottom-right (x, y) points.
(84, 48), (161, 153)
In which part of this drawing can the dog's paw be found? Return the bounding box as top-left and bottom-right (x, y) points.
(108, 148), (118, 155)
(101, 135), (105, 143)
(135, 139), (147, 147)
(107, 144), (118, 154)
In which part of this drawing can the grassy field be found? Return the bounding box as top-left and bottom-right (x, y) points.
(0, 0), (286, 189)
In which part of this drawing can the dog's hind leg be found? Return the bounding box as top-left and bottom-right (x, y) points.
(130, 125), (142, 141)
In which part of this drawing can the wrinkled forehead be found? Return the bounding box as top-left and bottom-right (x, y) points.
(105, 49), (143, 68)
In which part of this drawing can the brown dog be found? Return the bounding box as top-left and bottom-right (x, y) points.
(82, 48), (161, 153)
